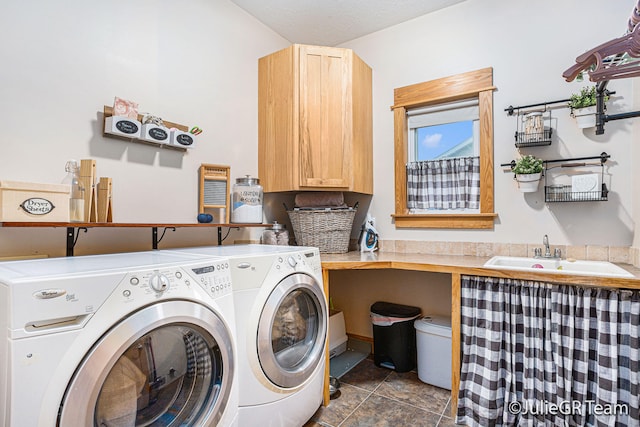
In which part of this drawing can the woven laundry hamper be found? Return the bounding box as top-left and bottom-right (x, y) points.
(287, 207), (357, 253)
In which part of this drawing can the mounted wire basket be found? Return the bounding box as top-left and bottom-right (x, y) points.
(513, 109), (553, 148)
(287, 205), (357, 253)
(515, 128), (553, 148)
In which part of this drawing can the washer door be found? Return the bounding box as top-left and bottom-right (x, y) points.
(257, 272), (327, 388)
(58, 300), (234, 427)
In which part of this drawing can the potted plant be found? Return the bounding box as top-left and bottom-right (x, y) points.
(568, 86), (607, 128)
(513, 154), (543, 193)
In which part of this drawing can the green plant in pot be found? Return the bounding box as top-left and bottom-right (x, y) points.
(568, 86), (607, 129)
(513, 154), (543, 193)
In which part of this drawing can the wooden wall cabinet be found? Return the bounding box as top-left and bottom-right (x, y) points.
(258, 44), (373, 194)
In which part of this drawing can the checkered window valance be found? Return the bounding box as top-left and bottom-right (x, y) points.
(406, 156), (480, 211)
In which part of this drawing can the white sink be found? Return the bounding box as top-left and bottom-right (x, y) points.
(483, 256), (634, 278)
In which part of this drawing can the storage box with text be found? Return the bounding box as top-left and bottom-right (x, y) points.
(0, 181), (70, 222)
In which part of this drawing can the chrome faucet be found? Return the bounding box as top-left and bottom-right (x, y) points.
(535, 234), (562, 259)
(543, 234), (551, 258)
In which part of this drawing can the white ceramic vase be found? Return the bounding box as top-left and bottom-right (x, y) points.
(516, 172), (542, 193)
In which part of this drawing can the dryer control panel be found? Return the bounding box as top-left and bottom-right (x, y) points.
(302, 249), (322, 275)
(275, 253), (304, 273)
(272, 248), (322, 276)
(122, 259), (232, 301)
(187, 259), (232, 299)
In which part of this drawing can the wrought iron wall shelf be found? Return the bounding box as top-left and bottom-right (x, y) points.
(504, 98), (571, 117)
(544, 153), (610, 203)
(505, 100), (568, 149)
(504, 89), (630, 137)
(515, 127), (553, 148)
(544, 184), (608, 202)
(594, 81), (640, 135)
(501, 152), (611, 203)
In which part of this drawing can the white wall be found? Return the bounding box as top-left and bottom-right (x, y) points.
(1, 0), (637, 257)
(0, 0), (289, 257)
(342, 0), (636, 247)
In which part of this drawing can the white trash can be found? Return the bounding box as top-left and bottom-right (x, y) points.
(414, 315), (452, 390)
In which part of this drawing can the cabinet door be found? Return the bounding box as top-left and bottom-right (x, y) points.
(298, 45), (351, 189)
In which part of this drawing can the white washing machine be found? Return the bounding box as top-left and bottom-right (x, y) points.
(0, 250), (239, 427)
(165, 245), (327, 427)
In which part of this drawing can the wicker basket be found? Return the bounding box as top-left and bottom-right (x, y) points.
(288, 207), (356, 253)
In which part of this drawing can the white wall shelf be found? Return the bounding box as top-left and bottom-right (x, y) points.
(102, 105), (196, 150)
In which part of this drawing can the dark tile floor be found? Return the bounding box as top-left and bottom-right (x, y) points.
(304, 358), (456, 427)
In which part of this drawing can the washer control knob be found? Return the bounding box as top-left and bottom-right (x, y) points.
(149, 273), (170, 293)
(287, 256), (297, 268)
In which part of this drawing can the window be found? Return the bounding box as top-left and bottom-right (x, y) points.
(407, 100), (480, 213)
(392, 68), (497, 228)
(408, 100), (479, 162)
(414, 121), (476, 161)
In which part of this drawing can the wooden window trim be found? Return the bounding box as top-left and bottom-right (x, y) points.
(391, 68), (497, 229)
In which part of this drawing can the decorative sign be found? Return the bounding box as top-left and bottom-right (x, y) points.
(176, 134), (194, 146)
(115, 119), (139, 134)
(149, 128), (168, 141)
(20, 198), (55, 215)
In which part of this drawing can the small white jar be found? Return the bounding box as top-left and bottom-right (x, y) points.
(261, 221), (289, 245)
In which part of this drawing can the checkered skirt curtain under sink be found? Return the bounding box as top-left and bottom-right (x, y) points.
(406, 156), (480, 211)
(456, 275), (639, 427)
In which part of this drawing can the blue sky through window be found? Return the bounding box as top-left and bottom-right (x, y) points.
(416, 120), (473, 161)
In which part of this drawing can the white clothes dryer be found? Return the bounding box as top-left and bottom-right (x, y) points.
(0, 251), (238, 427)
(165, 245), (327, 427)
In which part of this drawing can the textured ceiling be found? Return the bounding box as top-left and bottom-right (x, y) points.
(229, 0), (467, 46)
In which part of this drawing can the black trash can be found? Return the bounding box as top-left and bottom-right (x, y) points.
(370, 301), (421, 373)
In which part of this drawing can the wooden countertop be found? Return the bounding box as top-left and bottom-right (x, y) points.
(320, 251), (640, 410)
(320, 251), (640, 289)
